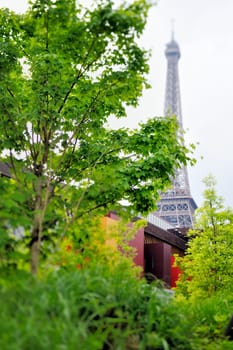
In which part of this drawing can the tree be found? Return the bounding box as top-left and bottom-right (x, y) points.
(176, 175), (233, 299)
(0, 0), (194, 275)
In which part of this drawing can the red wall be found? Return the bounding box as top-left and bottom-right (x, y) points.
(106, 212), (145, 269)
(170, 255), (182, 288)
(144, 242), (171, 286)
(129, 227), (144, 269)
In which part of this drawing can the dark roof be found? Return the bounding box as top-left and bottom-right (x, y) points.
(0, 161), (11, 178)
(144, 222), (187, 251)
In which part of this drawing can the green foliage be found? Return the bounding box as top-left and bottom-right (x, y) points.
(42, 214), (144, 277)
(175, 292), (233, 349)
(176, 175), (233, 300)
(0, 0), (195, 274)
(2, 264), (231, 350)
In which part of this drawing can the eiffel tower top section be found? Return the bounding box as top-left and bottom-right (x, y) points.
(164, 33), (190, 194)
(164, 35), (183, 128)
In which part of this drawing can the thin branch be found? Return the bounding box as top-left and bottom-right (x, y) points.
(6, 85), (37, 161)
(53, 88), (102, 174)
(76, 199), (114, 219)
(6, 87), (15, 99)
(57, 33), (106, 115)
(57, 80), (77, 115)
(25, 123), (37, 160)
(9, 150), (19, 183)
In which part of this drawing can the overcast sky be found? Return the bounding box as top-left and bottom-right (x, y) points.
(1, 0), (233, 208)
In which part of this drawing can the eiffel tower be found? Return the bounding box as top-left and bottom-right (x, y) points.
(156, 33), (197, 228)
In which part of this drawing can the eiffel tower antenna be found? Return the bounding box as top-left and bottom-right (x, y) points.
(171, 18), (175, 40)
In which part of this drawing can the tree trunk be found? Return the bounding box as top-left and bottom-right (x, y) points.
(30, 179), (43, 275)
(30, 232), (40, 275)
(30, 212), (42, 275)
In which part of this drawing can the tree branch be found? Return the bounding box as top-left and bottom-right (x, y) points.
(57, 33), (107, 115)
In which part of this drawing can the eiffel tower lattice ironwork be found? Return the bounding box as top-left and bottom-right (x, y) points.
(156, 33), (197, 228)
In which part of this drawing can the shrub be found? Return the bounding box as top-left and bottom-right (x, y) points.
(1, 265), (233, 349)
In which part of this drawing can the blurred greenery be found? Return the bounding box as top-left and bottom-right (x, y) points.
(1, 264), (233, 349)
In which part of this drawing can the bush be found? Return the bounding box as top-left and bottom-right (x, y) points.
(1, 265), (233, 349)
(178, 293), (233, 349)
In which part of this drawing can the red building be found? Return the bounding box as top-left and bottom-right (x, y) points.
(107, 212), (186, 288)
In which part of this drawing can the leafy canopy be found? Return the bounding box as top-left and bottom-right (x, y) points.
(0, 0), (194, 274)
(176, 175), (233, 300)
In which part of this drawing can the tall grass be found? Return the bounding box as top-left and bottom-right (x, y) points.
(0, 264), (233, 349)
